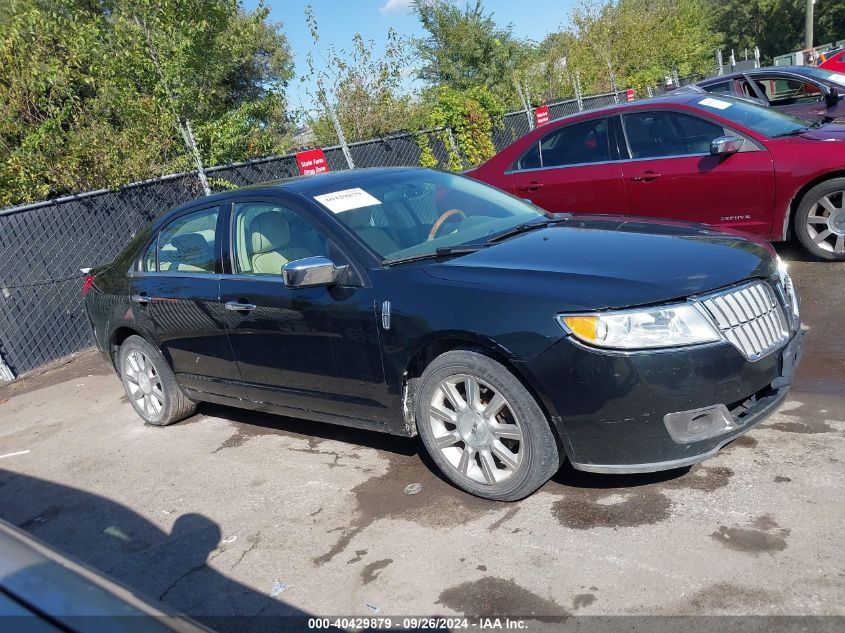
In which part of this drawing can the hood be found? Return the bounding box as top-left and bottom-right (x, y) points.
(795, 122), (845, 141)
(423, 218), (777, 311)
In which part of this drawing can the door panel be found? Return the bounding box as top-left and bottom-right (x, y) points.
(509, 117), (628, 214)
(130, 205), (244, 399)
(620, 110), (776, 235)
(221, 199), (389, 423)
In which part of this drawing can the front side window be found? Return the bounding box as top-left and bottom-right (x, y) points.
(514, 118), (611, 170)
(232, 201), (340, 276)
(310, 170), (546, 262)
(623, 111), (726, 159)
(156, 207), (219, 273)
(754, 76), (822, 104)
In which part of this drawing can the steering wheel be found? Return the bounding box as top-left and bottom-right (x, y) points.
(428, 209), (466, 241)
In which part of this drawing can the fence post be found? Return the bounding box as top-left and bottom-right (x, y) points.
(514, 79), (534, 131)
(608, 66), (619, 103)
(754, 46), (761, 68)
(647, 85), (654, 98)
(0, 348), (13, 382)
(323, 98), (355, 170)
(716, 49), (724, 76)
(445, 128), (465, 170)
(180, 120), (211, 197)
(575, 71), (584, 111)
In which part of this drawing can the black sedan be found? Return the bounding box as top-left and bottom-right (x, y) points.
(696, 66), (845, 121)
(84, 168), (804, 500)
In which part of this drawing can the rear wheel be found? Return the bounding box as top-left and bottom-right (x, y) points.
(794, 178), (845, 261)
(415, 350), (561, 501)
(118, 335), (195, 426)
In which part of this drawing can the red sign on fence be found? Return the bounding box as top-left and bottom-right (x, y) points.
(625, 89), (636, 102)
(534, 104), (550, 126)
(296, 149), (329, 176)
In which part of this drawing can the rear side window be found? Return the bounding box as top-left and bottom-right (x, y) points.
(622, 111), (725, 159)
(152, 207), (219, 273)
(512, 118), (611, 170)
(703, 81), (731, 95)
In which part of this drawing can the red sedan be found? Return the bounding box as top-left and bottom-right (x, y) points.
(468, 93), (845, 260)
(818, 48), (845, 71)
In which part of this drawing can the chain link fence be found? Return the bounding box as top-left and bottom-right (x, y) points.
(0, 91), (627, 378)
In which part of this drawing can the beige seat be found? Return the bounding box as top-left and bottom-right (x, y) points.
(248, 212), (312, 275)
(340, 207), (400, 257)
(170, 233), (214, 272)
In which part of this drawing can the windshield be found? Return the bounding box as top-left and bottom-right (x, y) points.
(692, 95), (812, 137)
(802, 66), (845, 88)
(310, 170), (546, 262)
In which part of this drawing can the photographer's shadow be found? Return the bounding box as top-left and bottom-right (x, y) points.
(0, 469), (306, 632)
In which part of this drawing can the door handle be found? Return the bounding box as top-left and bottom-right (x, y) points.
(130, 294), (151, 305)
(225, 301), (256, 312)
(516, 181), (544, 192)
(631, 172), (662, 182)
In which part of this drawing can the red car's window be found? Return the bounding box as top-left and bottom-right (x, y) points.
(512, 118), (610, 170)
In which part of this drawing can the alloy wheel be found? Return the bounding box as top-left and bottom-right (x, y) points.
(805, 190), (845, 255)
(123, 350), (164, 417)
(428, 374), (524, 485)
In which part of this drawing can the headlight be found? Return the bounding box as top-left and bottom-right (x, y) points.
(558, 304), (721, 350)
(776, 256), (799, 321)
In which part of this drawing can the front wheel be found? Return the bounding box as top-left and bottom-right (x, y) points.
(794, 178), (845, 261)
(118, 335), (195, 426)
(415, 350), (562, 501)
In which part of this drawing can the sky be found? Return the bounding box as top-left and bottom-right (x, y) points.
(241, 0), (578, 113)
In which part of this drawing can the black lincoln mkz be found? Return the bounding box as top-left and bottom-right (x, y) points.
(85, 167), (804, 500)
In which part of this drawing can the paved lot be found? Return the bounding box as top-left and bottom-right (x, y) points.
(1, 245), (843, 629)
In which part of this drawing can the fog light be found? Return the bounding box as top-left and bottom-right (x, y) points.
(663, 404), (741, 444)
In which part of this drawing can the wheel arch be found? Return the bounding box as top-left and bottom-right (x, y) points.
(401, 334), (561, 452)
(108, 325), (167, 374)
(782, 170), (845, 240)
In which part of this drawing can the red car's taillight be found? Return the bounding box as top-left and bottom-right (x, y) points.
(82, 275), (96, 297)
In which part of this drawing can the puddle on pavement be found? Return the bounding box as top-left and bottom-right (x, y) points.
(313, 451), (503, 566)
(544, 463), (734, 529)
(437, 577), (569, 619)
(683, 582), (781, 612)
(360, 558), (392, 584)
(710, 513), (789, 555)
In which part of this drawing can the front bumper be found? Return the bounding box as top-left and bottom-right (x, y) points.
(517, 327), (805, 473)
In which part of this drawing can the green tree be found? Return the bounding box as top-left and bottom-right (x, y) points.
(300, 8), (415, 145)
(412, 0), (528, 107)
(711, 0), (844, 60)
(0, 0), (294, 207)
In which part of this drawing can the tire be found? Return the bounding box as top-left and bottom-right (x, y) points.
(118, 335), (195, 426)
(415, 349), (562, 501)
(794, 177), (845, 261)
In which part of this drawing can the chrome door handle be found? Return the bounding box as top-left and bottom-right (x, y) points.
(631, 172), (662, 182)
(131, 294), (151, 304)
(225, 301), (256, 312)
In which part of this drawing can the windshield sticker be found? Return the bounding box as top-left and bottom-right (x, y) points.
(314, 188), (382, 213)
(828, 73), (845, 86)
(698, 97), (733, 110)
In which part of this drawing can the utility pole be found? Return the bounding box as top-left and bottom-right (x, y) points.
(805, 0), (814, 53)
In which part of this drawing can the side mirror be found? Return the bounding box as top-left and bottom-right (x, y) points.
(710, 135), (744, 156)
(825, 87), (839, 108)
(282, 257), (347, 288)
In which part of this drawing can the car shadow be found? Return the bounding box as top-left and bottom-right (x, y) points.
(0, 469), (313, 632)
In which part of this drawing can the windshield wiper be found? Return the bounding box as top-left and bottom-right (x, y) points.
(383, 245), (488, 267)
(772, 120), (824, 138)
(486, 215), (572, 244)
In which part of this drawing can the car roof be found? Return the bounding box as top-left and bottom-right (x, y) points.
(699, 66), (823, 83)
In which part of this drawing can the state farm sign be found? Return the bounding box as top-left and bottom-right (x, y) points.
(296, 149), (329, 176)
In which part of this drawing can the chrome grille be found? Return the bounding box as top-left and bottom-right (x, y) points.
(699, 281), (789, 361)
